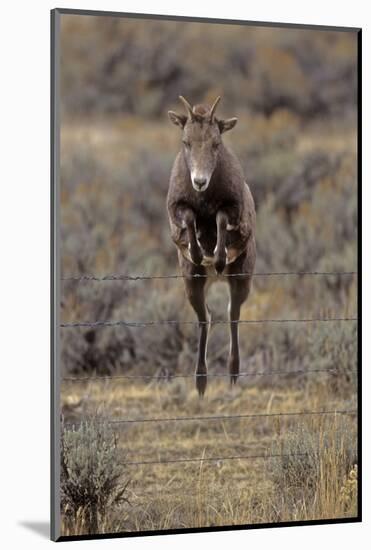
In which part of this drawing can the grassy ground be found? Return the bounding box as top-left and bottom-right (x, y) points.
(60, 375), (357, 536)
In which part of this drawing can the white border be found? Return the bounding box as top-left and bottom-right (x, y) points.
(0, 1), (368, 548)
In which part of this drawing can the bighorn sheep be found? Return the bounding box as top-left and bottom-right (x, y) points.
(167, 96), (256, 395)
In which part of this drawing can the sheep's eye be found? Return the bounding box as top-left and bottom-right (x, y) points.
(212, 141), (220, 150)
(183, 140), (191, 148)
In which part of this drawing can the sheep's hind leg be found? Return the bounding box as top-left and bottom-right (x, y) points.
(227, 274), (251, 384)
(184, 271), (210, 396)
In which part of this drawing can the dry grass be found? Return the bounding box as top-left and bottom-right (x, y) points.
(60, 377), (357, 535)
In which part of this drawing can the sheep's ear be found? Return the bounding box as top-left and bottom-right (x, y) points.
(168, 111), (187, 128)
(218, 117), (238, 134)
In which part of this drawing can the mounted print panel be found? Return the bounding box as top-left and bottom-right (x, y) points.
(51, 8), (361, 542)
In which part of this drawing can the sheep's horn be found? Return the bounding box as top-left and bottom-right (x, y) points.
(209, 96), (221, 120)
(179, 95), (194, 118)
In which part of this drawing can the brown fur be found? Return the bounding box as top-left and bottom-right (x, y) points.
(167, 97), (256, 395)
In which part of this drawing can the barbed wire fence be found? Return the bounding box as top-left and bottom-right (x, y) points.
(62, 270), (357, 281)
(60, 268), (358, 468)
(62, 366), (354, 382)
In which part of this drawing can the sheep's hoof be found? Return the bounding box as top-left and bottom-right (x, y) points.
(228, 355), (239, 385)
(195, 370), (207, 396)
(189, 243), (203, 266)
(214, 255), (226, 274)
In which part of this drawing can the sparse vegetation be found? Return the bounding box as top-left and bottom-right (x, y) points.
(340, 465), (358, 515)
(60, 418), (130, 535)
(270, 418), (357, 520)
(59, 14), (358, 536)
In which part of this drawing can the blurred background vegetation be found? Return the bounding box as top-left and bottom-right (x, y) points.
(60, 14), (357, 389)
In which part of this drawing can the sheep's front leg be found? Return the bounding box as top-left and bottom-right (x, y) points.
(214, 210), (228, 274)
(176, 206), (203, 265)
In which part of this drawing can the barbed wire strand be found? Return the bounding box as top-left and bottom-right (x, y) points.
(64, 409), (356, 428)
(62, 270), (357, 282)
(60, 316), (357, 328)
(62, 366), (356, 382)
(121, 451), (308, 466)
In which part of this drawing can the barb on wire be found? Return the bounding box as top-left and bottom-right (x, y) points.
(62, 366), (353, 382)
(121, 451), (308, 466)
(60, 316), (357, 329)
(61, 270), (357, 282)
(64, 409), (357, 428)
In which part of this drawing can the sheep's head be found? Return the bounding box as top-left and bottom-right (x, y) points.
(168, 96), (237, 192)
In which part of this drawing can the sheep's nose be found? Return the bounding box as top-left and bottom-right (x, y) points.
(194, 177), (207, 188)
